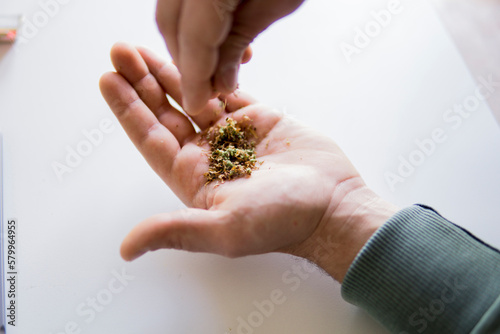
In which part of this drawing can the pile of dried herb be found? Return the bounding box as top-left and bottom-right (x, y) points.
(204, 117), (258, 183)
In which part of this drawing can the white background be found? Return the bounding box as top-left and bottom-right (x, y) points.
(0, 0), (499, 333)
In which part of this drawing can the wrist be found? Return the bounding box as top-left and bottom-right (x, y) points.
(305, 178), (399, 282)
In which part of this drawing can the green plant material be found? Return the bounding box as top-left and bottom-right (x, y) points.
(204, 117), (258, 183)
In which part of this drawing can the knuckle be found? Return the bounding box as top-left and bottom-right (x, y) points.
(155, 13), (165, 31)
(221, 239), (244, 259)
(155, 10), (169, 32)
(227, 30), (254, 48)
(182, 20), (227, 48)
(166, 233), (186, 251)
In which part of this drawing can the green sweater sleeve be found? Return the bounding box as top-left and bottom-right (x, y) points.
(341, 205), (500, 334)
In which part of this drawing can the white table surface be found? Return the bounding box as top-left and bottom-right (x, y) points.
(0, 0), (499, 333)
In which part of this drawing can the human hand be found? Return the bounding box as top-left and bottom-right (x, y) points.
(156, 0), (305, 115)
(99, 43), (398, 282)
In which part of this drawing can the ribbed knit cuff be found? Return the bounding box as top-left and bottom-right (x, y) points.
(341, 205), (500, 334)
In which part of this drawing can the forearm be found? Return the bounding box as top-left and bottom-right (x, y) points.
(340, 205), (500, 333)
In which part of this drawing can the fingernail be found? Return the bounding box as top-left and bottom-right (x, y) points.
(221, 65), (239, 92)
(182, 96), (193, 115)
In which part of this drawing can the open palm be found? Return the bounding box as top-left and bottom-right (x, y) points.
(100, 43), (371, 271)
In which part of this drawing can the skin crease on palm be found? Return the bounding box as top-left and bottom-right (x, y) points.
(99, 42), (399, 283)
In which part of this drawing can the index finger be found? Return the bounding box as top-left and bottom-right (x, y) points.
(178, 0), (238, 115)
(99, 72), (180, 179)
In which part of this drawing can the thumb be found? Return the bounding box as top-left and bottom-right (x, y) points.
(120, 208), (235, 261)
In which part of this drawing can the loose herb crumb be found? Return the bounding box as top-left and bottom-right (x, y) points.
(204, 117), (258, 184)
